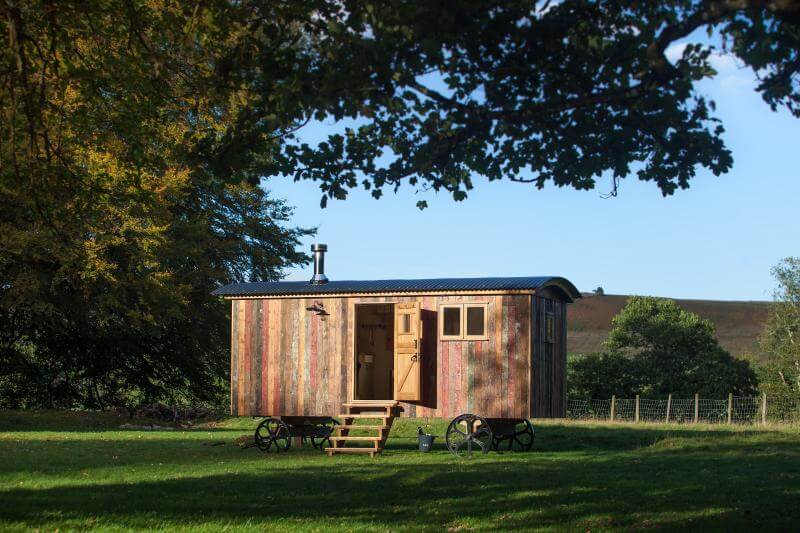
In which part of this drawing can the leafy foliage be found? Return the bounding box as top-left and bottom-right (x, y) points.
(276, 1), (800, 207)
(569, 296), (758, 398)
(758, 258), (800, 403)
(568, 352), (643, 399)
(0, 1), (314, 409)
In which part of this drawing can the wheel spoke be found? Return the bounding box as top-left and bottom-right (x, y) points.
(474, 437), (489, 452)
(473, 427), (491, 439)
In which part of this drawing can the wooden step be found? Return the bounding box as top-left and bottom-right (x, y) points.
(343, 401), (398, 406)
(335, 425), (386, 431)
(325, 447), (379, 457)
(338, 414), (391, 420)
(329, 436), (382, 442)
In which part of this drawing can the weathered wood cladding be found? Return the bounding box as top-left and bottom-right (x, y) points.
(230, 293), (559, 419)
(530, 297), (567, 418)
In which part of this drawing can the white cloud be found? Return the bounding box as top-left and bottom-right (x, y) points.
(665, 42), (688, 64)
(665, 42), (755, 90)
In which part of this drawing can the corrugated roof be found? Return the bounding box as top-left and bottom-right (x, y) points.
(212, 276), (581, 302)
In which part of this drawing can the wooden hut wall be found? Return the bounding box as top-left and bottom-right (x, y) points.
(529, 297), (568, 418)
(230, 294), (532, 419)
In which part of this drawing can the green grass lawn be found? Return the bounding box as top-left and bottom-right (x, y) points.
(1, 411), (798, 531)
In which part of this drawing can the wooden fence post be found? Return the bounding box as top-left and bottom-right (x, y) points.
(694, 393), (699, 424)
(761, 393), (767, 426)
(610, 395), (616, 422)
(727, 393), (733, 425)
(665, 394), (672, 423)
(635, 395), (640, 423)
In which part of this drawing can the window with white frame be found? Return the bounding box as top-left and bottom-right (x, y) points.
(439, 302), (489, 341)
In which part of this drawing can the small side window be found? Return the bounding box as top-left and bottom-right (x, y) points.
(439, 302), (489, 341)
(400, 313), (412, 334)
(441, 306), (462, 339)
(464, 304), (488, 340)
(545, 312), (555, 343)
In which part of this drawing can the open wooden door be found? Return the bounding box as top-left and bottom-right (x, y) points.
(394, 301), (421, 401)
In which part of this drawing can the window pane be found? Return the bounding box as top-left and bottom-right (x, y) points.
(466, 306), (485, 336)
(400, 313), (411, 334)
(443, 307), (461, 336)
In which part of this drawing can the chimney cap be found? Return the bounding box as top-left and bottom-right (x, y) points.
(310, 243), (329, 285)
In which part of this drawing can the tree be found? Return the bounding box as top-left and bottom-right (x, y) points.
(759, 258), (800, 403)
(606, 296), (757, 397)
(569, 296), (758, 398)
(0, 1), (315, 408)
(568, 352), (643, 399)
(594, 287), (605, 296)
(276, 1), (800, 208)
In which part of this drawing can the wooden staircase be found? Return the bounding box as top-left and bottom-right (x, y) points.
(325, 400), (398, 457)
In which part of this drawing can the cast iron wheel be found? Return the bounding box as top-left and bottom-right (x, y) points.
(446, 413), (493, 457)
(254, 418), (291, 452)
(505, 419), (534, 452)
(311, 418), (340, 450)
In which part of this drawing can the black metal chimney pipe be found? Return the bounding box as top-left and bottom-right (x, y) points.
(310, 244), (328, 284)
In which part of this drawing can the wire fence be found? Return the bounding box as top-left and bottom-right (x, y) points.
(566, 394), (800, 425)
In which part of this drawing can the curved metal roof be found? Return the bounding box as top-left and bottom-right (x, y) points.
(212, 276), (581, 302)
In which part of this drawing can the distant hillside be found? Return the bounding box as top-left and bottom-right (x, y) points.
(567, 294), (773, 361)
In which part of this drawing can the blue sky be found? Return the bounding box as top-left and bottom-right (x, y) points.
(265, 40), (799, 302)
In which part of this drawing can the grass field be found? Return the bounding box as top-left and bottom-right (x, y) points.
(1, 411), (798, 531)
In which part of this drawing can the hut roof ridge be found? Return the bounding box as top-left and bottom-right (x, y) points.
(212, 276), (581, 301)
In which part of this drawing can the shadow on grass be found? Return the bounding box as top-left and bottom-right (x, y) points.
(2, 423), (799, 529)
(1, 438), (798, 530)
(1, 423), (790, 477)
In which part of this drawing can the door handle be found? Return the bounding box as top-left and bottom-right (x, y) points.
(411, 354), (418, 362)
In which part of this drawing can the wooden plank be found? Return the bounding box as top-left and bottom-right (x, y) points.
(253, 300), (262, 414)
(339, 298), (348, 415)
(270, 299), (281, 416)
(516, 296), (529, 419)
(287, 299), (298, 415)
(242, 301), (250, 415)
(261, 299), (269, 415)
(329, 436), (383, 442)
(559, 301), (567, 417)
(297, 298), (305, 415)
(507, 299), (517, 418)
(493, 296), (503, 418)
(347, 300), (355, 404)
(230, 300), (238, 416)
(440, 309), (449, 418)
(466, 336), (475, 413)
(309, 301), (318, 413)
(531, 297), (537, 418)
(237, 299), (246, 415)
(534, 297), (542, 417)
(278, 299), (287, 415)
(324, 299), (334, 413)
(454, 339), (463, 414)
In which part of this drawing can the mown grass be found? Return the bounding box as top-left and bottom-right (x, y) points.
(1, 411), (798, 531)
